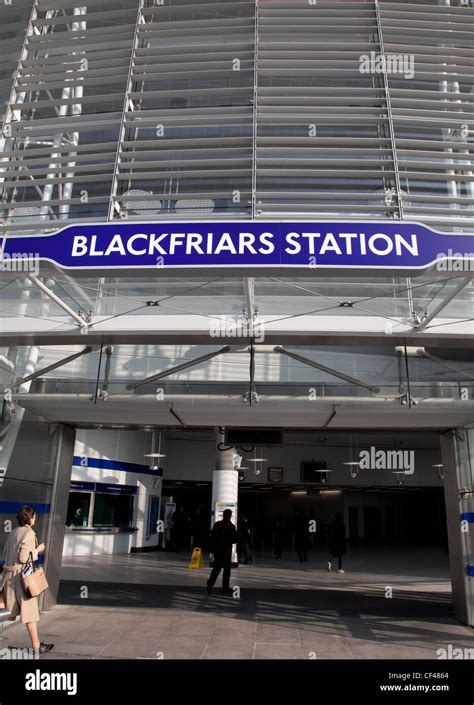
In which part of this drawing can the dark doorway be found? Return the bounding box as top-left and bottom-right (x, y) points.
(364, 507), (382, 540)
(348, 506), (359, 540)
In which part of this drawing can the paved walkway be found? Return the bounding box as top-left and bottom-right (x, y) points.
(3, 547), (473, 660)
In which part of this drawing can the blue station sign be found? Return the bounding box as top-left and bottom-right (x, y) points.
(1, 221), (473, 274)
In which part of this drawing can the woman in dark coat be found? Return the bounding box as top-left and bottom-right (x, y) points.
(327, 513), (347, 573)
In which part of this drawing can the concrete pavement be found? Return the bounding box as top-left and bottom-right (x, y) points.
(3, 547), (473, 660)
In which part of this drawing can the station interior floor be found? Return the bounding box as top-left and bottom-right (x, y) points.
(4, 546), (474, 659)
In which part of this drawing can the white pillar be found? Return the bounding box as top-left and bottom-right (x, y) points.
(211, 429), (238, 561)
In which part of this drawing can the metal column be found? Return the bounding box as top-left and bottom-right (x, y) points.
(440, 429), (474, 626)
(42, 425), (76, 611)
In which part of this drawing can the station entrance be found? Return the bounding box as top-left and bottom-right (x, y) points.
(3, 407), (472, 628)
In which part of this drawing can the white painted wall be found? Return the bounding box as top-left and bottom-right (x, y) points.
(63, 531), (131, 556)
(64, 429), (163, 556)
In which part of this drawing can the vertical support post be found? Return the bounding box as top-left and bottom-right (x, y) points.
(374, 0), (404, 221)
(211, 428), (238, 563)
(440, 429), (474, 626)
(108, 1), (145, 220)
(438, 0), (462, 213)
(375, 1), (418, 318)
(251, 0), (259, 220)
(60, 6), (87, 219)
(42, 425), (76, 611)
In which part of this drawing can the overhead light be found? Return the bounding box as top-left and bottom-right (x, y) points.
(248, 446), (268, 463)
(344, 461), (359, 479)
(248, 447), (267, 474)
(291, 490), (307, 496)
(145, 429), (166, 460)
(320, 490), (341, 495)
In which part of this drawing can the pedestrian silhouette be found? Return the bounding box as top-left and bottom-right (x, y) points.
(206, 509), (237, 594)
(327, 513), (347, 573)
(273, 513), (286, 559)
(293, 509), (310, 562)
(237, 515), (252, 564)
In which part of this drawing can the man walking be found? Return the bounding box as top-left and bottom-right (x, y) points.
(206, 509), (238, 594)
(293, 509), (310, 562)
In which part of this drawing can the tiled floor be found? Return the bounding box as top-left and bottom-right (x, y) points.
(3, 547), (473, 660)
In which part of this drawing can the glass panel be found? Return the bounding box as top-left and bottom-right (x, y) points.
(66, 492), (91, 528)
(147, 496), (160, 535)
(92, 492), (134, 528)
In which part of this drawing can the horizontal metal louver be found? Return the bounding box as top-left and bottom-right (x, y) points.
(380, 0), (474, 231)
(0, 0), (472, 234)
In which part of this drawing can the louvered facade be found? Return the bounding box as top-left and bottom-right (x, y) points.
(0, 0), (473, 234)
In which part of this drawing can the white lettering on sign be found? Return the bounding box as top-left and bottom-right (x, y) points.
(71, 231), (278, 258)
(70, 230), (419, 259)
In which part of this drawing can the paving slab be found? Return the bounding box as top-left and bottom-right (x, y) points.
(2, 548), (470, 660)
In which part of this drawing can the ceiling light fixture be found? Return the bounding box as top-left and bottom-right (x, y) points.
(144, 428), (167, 461)
(345, 433), (360, 478)
(248, 447), (267, 475)
(392, 471), (405, 486)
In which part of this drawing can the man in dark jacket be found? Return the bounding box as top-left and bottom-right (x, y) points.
(293, 509), (310, 562)
(237, 515), (252, 564)
(206, 509), (238, 594)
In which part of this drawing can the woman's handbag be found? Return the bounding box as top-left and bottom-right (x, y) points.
(21, 553), (48, 598)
